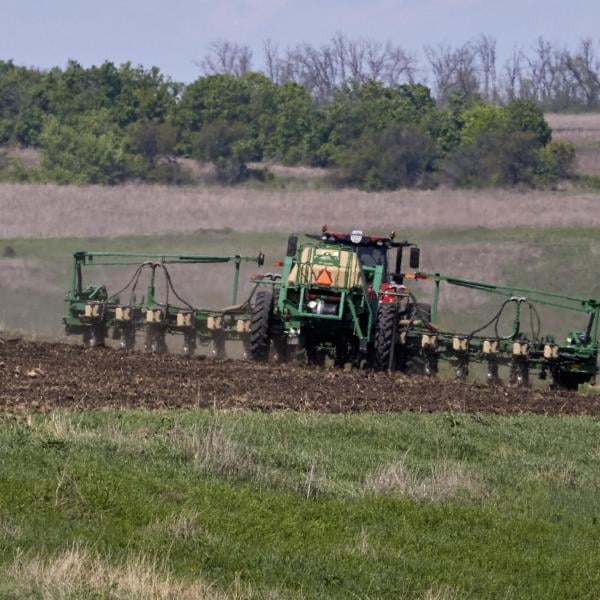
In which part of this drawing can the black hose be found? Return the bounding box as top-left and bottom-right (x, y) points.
(526, 301), (542, 342)
(107, 264), (146, 303)
(161, 264), (195, 311)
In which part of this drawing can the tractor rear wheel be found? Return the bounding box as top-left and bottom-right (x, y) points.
(250, 289), (273, 362)
(374, 303), (398, 371)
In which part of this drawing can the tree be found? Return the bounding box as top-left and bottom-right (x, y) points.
(192, 120), (256, 183)
(335, 125), (436, 190)
(39, 111), (128, 184)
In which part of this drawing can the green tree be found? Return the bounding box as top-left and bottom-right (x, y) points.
(536, 140), (576, 184)
(192, 120), (256, 183)
(505, 99), (552, 147)
(39, 111), (128, 184)
(335, 125), (436, 190)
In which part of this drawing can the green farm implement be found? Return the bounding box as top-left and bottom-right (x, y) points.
(247, 227), (600, 390)
(62, 230), (600, 390)
(63, 250), (267, 356)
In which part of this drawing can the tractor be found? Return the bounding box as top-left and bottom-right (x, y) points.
(249, 226), (424, 368)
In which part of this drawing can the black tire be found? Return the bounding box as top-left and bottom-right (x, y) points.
(374, 303), (398, 371)
(250, 289), (273, 362)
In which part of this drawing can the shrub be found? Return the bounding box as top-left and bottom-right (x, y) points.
(536, 140), (576, 184)
(335, 125), (436, 190)
(192, 120), (257, 183)
(444, 128), (540, 186)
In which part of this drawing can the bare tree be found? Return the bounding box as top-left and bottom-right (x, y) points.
(197, 34), (600, 110)
(525, 37), (562, 104)
(199, 40), (253, 77)
(500, 47), (524, 102)
(425, 43), (479, 105)
(475, 35), (497, 101)
(563, 38), (600, 108)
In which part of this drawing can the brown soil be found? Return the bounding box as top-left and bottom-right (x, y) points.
(0, 339), (597, 416)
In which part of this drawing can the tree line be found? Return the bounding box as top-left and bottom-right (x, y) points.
(0, 36), (585, 189)
(203, 34), (600, 111)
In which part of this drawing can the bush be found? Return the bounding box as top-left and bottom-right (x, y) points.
(444, 102), (559, 187)
(444, 129), (540, 186)
(192, 120), (257, 183)
(505, 99), (552, 147)
(536, 140), (576, 184)
(125, 121), (184, 182)
(335, 125), (436, 190)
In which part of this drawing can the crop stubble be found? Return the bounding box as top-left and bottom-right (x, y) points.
(0, 340), (596, 416)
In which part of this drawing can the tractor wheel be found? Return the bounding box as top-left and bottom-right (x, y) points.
(249, 289), (273, 362)
(374, 303), (398, 371)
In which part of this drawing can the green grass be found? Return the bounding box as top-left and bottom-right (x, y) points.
(1, 409), (600, 598)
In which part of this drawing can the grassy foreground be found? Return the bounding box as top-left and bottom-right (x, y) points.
(1, 409), (600, 598)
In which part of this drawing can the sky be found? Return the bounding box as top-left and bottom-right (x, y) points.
(1, 0), (597, 83)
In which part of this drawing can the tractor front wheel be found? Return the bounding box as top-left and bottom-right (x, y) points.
(249, 289), (273, 362)
(374, 303), (398, 371)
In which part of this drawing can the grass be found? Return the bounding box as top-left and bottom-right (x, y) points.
(1, 409), (600, 598)
(4, 182), (600, 241)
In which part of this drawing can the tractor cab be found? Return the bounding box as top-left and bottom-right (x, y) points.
(301, 225), (420, 285)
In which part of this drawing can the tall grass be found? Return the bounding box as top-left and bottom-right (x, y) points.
(2, 182), (600, 239)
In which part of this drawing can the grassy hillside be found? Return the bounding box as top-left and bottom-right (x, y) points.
(1, 409), (600, 598)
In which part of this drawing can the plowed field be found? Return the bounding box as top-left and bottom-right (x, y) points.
(1, 339), (598, 415)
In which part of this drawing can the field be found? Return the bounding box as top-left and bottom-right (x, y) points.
(2, 117), (600, 598)
(2, 340), (600, 598)
(3, 339), (599, 415)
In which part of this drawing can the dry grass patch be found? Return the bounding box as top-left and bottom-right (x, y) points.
(5, 546), (222, 599)
(146, 510), (210, 542)
(4, 183), (600, 239)
(366, 460), (479, 501)
(546, 113), (600, 145)
(532, 461), (581, 488)
(0, 514), (22, 540)
(29, 413), (147, 450)
(422, 586), (462, 600)
(179, 425), (249, 477)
